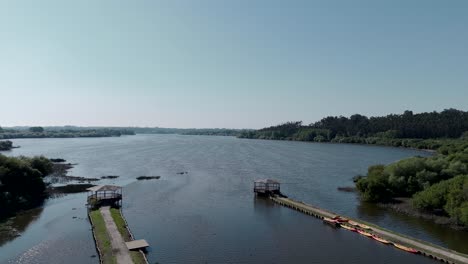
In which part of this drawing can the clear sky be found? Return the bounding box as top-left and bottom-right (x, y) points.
(1, 1), (467, 129)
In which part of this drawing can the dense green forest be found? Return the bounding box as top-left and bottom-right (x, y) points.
(0, 141), (13, 151)
(0, 155), (53, 219)
(0, 126), (135, 139)
(239, 109), (468, 150)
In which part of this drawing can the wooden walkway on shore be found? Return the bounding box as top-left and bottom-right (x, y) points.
(270, 196), (468, 264)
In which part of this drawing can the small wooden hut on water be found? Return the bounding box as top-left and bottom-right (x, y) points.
(87, 185), (122, 209)
(254, 179), (281, 196)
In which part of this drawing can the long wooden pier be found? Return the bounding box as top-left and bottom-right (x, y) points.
(270, 196), (468, 264)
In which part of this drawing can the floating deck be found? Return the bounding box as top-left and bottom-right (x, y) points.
(126, 239), (149, 250)
(270, 195), (468, 264)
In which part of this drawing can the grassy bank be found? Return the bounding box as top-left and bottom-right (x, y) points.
(89, 210), (116, 264)
(110, 208), (147, 264)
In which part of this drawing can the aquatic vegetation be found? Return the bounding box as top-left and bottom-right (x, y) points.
(136, 176), (161, 180)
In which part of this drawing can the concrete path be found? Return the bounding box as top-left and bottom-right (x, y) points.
(100, 206), (133, 264)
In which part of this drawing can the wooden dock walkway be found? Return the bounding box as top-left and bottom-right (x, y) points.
(270, 196), (468, 264)
(100, 206), (134, 264)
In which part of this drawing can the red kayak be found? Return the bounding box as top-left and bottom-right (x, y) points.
(332, 216), (349, 223)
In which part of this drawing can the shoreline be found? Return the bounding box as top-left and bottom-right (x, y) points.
(377, 198), (468, 231)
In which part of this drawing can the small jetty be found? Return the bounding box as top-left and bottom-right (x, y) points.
(255, 179), (468, 264)
(87, 185), (149, 264)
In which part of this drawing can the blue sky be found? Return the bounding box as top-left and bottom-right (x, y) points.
(1, 1), (467, 128)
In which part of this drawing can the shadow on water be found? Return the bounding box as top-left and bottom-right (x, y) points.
(253, 195), (275, 209)
(0, 207), (44, 247)
(356, 202), (468, 254)
(252, 195), (280, 222)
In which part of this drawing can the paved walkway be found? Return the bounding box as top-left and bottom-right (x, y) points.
(100, 206), (133, 264)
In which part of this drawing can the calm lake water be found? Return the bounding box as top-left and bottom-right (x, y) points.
(1, 134), (466, 264)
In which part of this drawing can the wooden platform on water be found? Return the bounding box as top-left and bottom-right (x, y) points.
(126, 240), (149, 250)
(270, 195), (468, 264)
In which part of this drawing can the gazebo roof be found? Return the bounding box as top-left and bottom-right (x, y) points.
(87, 185), (121, 192)
(254, 179), (280, 184)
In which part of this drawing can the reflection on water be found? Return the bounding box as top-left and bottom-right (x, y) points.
(0, 208), (43, 247)
(0, 194), (97, 264)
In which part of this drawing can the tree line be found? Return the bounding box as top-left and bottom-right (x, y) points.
(0, 155), (53, 219)
(239, 109), (468, 145)
(356, 141), (468, 226)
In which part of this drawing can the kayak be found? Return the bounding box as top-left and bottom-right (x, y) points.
(332, 216), (349, 223)
(394, 243), (419, 254)
(323, 217), (340, 227)
(371, 235), (391, 244)
(357, 230), (373, 237)
(357, 223), (372, 230)
(340, 224), (357, 232)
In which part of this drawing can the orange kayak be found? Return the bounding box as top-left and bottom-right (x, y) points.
(371, 235), (391, 244)
(357, 230), (373, 237)
(340, 224), (357, 232)
(394, 243), (419, 254)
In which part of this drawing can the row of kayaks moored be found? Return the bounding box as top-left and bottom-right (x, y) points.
(323, 217), (420, 254)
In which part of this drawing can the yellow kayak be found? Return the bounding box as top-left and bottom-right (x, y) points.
(371, 235), (391, 244)
(357, 230), (373, 237)
(358, 223), (371, 230)
(340, 224), (357, 232)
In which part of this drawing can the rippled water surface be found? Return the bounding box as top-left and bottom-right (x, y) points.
(1, 135), (465, 264)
